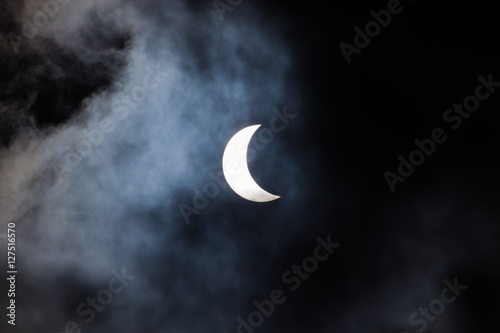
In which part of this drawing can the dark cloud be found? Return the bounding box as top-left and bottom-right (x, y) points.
(0, 1), (132, 147)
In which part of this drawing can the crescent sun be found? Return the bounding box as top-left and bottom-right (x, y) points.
(222, 125), (280, 202)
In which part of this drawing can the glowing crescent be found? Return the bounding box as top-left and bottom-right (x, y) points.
(222, 125), (280, 202)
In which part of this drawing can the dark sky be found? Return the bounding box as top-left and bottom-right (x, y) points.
(1, 0), (499, 332)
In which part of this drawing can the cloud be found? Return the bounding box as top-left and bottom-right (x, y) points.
(0, 1), (304, 332)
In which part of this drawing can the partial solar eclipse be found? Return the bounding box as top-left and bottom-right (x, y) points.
(222, 125), (280, 202)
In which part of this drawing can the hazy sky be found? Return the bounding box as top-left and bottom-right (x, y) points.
(1, 0), (500, 332)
